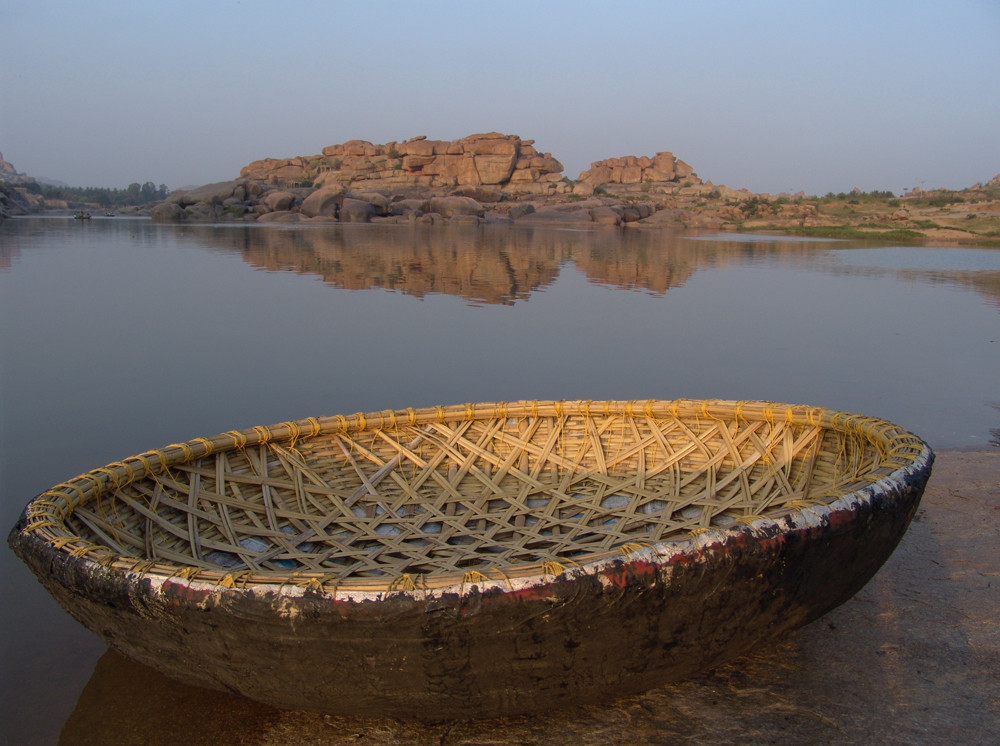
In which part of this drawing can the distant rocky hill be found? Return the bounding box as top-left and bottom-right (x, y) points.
(577, 153), (699, 188)
(5, 135), (995, 244)
(0, 151), (34, 185)
(153, 132), (729, 228)
(238, 132), (704, 199)
(241, 132), (568, 195)
(0, 152), (40, 218)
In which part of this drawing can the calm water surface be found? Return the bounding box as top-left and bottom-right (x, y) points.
(1, 217), (998, 744)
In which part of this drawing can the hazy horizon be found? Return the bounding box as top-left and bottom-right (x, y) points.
(2, 1), (998, 195)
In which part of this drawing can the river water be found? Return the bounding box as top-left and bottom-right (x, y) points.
(1, 217), (998, 744)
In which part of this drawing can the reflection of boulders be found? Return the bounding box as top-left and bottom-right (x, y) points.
(0, 231), (15, 268)
(897, 268), (1000, 310)
(193, 223), (943, 306)
(181, 224), (724, 305)
(213, 225), (567, 305)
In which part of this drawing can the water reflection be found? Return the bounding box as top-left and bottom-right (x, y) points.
(59, 650), (283, 745)
(821, 246), (1000, 311)
(690, 233), (1000, 310)
(175, 224), (1000, 311)
(5, 220), (999, 311)
(184, 223), (704, 304)
(2, 217), (1000, 744)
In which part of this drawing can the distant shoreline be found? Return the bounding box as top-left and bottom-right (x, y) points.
(5, 192), (1000, 247)
(4, 130), (998, 245)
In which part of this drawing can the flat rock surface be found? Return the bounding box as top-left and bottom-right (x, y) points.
(59, 449), (1000, 745)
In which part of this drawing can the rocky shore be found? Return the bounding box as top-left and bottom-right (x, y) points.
(148, 132), (1000, 244)
(4, 137), (999, 243)
(149, 132), (711, 230)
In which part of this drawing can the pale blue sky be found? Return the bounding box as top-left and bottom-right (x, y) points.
(2, 0), (998, 194)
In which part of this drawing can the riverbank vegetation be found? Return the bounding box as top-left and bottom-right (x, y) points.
(23, 180), (170, 208)
(730, 183), (1000, 246)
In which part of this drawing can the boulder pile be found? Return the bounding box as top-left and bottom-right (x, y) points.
(577, 152), (700, 189)
(0, 152), (42, 218)
(155, 175), (660, 228)
(240, 133), (568, 196)
(152, 133), (684, 226)
(150, 133), (758, 228)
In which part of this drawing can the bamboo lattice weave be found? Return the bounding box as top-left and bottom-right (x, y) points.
(24, 400), (926, 591)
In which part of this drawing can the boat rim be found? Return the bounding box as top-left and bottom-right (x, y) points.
(12, 398), (933, 598)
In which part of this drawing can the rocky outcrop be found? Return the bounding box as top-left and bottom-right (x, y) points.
(577, 152), (700, 188)
(0, 153), (39, 217)
(153, 134), (754, 229)
(0, 152), (23, 183)
(149, 133), (739, 226)
(155, 178), (667, 228)
(428, 196), (485, 218)
(515, 200), (656, 227)
(240, 133), (567, 196)
(0, 181), (39, 217)
(262, 190), (297, 212)
(0, 152), (39, 187)
(167, 180), (263, 206)
(150, 202), (186, 222)
(300, 185), (346, 218)
(339, 198), (375, 223)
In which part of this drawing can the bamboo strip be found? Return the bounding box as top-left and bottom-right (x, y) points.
(23, 400), (927, 588)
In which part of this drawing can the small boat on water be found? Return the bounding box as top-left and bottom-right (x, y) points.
(73, 211), (91, 220)
(8, 399), (932, 718)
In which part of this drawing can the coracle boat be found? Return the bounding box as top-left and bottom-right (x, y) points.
(9, 399), (933, 718)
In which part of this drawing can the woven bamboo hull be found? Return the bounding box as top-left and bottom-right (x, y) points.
(8, 400), (933, 718)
